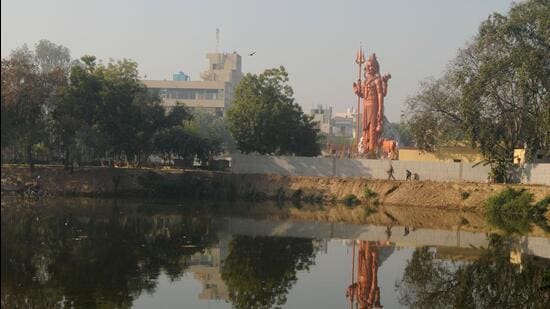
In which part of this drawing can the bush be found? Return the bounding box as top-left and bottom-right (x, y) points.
(485, 188), (549, 234)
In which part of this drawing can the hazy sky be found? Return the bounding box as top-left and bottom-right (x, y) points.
(2, 0), (516, 122)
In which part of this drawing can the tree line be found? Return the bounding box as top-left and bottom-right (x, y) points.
(1, 41), (322, 172)
(1, 41), (233, 171)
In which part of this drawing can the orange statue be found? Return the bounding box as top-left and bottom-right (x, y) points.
(346, 240), (392, 309)
(353, 54), (391, 156)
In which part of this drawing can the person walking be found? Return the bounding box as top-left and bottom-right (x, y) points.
(387, 165), (395, 180)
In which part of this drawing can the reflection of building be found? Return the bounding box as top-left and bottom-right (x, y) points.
(188, 248), (228, 300)
(188, 237), (230, 301)
(142, 52), (242, 117)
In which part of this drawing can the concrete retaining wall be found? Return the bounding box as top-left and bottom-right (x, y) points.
(231, 154), (549, 185)
(523, 164), (550, 185)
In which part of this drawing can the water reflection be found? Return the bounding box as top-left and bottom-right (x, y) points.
(1, 200), (549, 308)
(346, 240), (394, 309)
(1, 203), (218, 308)
(221, 236), (318, 309)
(396, 235), (550, 308)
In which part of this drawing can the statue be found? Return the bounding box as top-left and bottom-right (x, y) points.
(353, 53), (391, 156)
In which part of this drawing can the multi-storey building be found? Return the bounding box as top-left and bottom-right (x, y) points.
(142, 52), (242, 117)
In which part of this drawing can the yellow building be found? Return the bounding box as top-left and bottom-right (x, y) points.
(398, 147), (484, 163)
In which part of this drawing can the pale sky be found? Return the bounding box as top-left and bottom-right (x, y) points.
(1, 0), (515, 122)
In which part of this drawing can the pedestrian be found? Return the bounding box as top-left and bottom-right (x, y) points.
(405, 169), (412, 181)
(387, 165), (395, 180)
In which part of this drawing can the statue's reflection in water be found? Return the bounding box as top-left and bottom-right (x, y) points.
(346, 240), (393, 309)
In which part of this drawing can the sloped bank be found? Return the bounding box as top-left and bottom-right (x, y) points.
(1, 165), (549, 210)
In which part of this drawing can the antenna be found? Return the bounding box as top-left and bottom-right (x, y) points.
(216, 27), (220, 52)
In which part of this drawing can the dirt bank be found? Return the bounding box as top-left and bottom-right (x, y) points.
(2, 165), (549, 210)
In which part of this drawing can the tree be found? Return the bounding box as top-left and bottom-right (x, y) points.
(55, 56), (166, 167)
(403, 0), (550, 182)
(226, 66), (321, 156)
(402, 76), (466, 152)
(1, 40), (70, 170)
(1, 48), (66, 171)
(34, 39), (71, 74)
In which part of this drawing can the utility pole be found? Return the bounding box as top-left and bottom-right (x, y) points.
(216, 27), (220, 52)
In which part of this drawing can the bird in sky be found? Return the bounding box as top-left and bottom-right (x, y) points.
(248, 51), (256, 56)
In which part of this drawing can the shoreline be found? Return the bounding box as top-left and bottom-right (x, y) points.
(2, 165), (549, 210)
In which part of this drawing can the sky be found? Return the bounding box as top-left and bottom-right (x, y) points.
(1, 0), (516, 122)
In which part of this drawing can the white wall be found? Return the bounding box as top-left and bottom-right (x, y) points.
(231, 154), (549, 185)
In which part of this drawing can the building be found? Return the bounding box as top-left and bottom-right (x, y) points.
(332, 108), (357, 137)
(310, 104), (332, 135)
(142, 52), (242, 117)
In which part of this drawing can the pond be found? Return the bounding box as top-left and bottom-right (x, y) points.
(1, 198), (549, 308)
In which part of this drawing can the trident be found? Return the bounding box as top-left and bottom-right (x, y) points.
(355, 46), (366, 155)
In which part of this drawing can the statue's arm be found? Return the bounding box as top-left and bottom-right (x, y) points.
(382, 74), (391, 97)
(353, 80), (363, 98)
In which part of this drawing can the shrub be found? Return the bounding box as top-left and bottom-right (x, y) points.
(460, 191), (470, 200)
(485, 188), (549, 234)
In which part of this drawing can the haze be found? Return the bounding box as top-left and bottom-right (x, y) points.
(1, 0), (515, 122)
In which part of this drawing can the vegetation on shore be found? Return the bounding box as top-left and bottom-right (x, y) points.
(484, 187), (550, 234)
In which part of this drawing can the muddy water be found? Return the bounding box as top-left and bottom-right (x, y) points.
(2, 198), (549, 308)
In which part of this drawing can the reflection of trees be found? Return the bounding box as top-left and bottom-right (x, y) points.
(221, 236), (317, 309)
(397, 235), (550, 308)
(1, 205), (218, 308)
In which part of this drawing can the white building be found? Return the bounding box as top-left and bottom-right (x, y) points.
(142, 52), (242, 117)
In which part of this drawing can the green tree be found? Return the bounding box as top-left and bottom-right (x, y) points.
(55, 56), (166, 168)
(1, 46), (67, 171)
(454, 0), (550, 180)
(403, 75), (466, 151)
(403, 0), (550, 181)
(226, 66), (321, 156)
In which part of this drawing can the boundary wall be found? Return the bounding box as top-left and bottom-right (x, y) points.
(231, 154), (549, 185)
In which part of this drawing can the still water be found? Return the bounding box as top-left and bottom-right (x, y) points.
(2, 198), (549, 308)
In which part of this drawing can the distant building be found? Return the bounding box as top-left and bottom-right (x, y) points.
(142, 52), (242, 117)
(332, 108), (356, 137)
(310, 104), (332, 135)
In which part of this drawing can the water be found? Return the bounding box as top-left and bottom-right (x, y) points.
(2, 198), (549, 308)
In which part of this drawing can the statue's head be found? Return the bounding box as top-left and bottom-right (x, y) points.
(365, 53), (380, 76)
